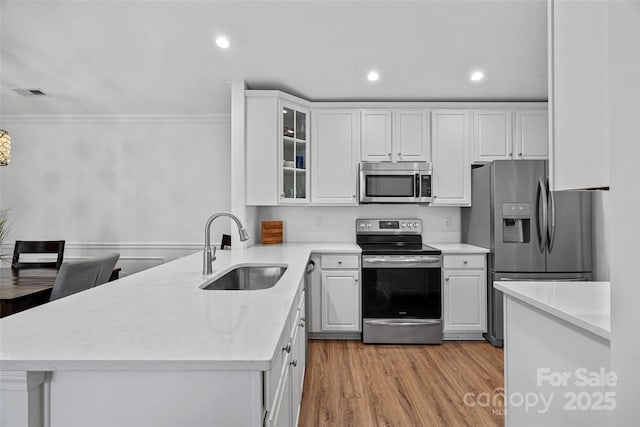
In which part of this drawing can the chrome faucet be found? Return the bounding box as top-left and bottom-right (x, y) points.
(203, 212), (250, 275)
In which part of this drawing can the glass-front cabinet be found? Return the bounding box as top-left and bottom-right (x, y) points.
(280, 101), (309, 203)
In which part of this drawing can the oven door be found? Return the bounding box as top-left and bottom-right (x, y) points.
(362, 255), (441, 319)
(359, 170), (419, 203)
(361, 255), (443, 344)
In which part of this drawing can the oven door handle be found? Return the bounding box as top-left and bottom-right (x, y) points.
(363, 257), (441, 264)
(364, 319), (441, 326)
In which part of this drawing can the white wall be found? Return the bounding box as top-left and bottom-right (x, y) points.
(592, 191), (610, 281)
(0, 115), (231, 274)
(256, 205), (461, 243)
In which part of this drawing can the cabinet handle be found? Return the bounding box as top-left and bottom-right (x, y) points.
(290, 360), (298, 367)
(388, 153), (392, 157)
(283, 343), (291, 353)
(445, 277), (450, 282)
(338, 261), (342, 265)
(463, 260), (468, 265)
(518, 152), (523, 157)
(355, 277), (359, 282)
(433, 195), (438, 199)
(299, 319), (305, 328)
(398, 152), (402, 156)
(352, 195), (356, 199)
(509, 152), (513, 157)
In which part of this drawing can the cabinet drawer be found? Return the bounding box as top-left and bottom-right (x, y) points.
(443, 254), (485, 269)
(321, 254), (359, 269)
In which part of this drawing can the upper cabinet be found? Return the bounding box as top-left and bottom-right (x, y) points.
(473, 110), (513, 162)
(311, 109), (360, 205)
(548, 0), (609, 190)
(281, 102), (310, 203)
(361, 109), (430, 162)
(472, 108), (548, 164)
(515, 110), (548, 160)
(431, 110), (471, 206)
(246, 91), (310, 206)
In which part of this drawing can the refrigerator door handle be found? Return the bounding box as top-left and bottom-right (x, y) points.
(536, 178), (548, 253)
(547, 180), (557, 252)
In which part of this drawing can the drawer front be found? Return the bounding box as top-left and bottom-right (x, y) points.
(321, 254), (359, 269)
(443, 254), (485, 269)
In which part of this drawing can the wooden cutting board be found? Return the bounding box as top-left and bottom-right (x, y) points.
(261, 221), (283, 244)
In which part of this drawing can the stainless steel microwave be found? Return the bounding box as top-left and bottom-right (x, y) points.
(359, 162), (432, 204)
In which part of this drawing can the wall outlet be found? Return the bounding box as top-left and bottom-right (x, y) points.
(445, 216), (452, 229)
(314, 216), (323, 230)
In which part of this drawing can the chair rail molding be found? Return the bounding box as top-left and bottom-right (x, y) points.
(0, 114), (231, 125)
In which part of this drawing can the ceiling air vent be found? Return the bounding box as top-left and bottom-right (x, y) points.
(13, 88), (49, 97)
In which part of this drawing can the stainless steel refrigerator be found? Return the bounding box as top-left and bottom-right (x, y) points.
(462, 160), (592, 347)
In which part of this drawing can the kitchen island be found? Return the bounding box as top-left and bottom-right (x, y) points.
(495, 281), (612, 427)
(0, 243), (359, 427)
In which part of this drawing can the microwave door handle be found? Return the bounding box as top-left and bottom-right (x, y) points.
(415, 173), (420, 199)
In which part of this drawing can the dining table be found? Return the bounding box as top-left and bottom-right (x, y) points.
(0, 267), (121, 318)
(0, 268), (57, 318)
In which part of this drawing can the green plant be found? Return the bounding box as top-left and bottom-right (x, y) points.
(0, 209), (9, 262)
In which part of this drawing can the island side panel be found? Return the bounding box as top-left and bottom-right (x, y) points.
(47, 370), (263, 427)
(503, 296), (612, 427)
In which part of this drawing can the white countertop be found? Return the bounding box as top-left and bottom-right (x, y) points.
(0, 243), (360, 372)
(494, 281), (610, 340)
(428, 243), (489, 254)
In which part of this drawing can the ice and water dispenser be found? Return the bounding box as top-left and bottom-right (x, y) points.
(502, 203), (531, 243)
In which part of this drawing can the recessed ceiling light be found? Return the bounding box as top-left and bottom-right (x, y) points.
(367, 71), (380, 82)
(470, 71), (485, 82)
(216, 36), (230, 49)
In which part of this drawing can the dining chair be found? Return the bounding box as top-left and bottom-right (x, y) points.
(49, 258), (101, 302)
(93, 253), (120, 287)
(11, 240), (65, 271)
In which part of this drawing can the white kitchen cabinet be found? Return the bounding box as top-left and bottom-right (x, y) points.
(515, 109), (548, 160)
(473, 110), (513, 162)
(473, 108), (548, 163)
(311, 109), (360, 205)
(431, 110), (471, 206)
(361, 109), (430, 162)
(548, 0), (609, 190)
(320, 258), (360, 333)
(246, 91), (310, 206)
(360, 109), (392, 161)
(443, 254), (487, 339)
(266, 288), (306, 427)
(393, 109), (430, 162)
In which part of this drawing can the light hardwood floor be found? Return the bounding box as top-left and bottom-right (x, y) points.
(299, 340), (504, 427)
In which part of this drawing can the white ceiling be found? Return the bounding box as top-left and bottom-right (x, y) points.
(0, 0), (548, 115)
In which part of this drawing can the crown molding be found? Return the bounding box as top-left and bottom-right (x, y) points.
(0, 114), (231, 125)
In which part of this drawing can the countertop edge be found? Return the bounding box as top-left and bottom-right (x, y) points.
(495, 281), (610, 341)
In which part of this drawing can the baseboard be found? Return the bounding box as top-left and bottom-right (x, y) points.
(443, 331), (487, 341)
(308, 332), (362, 340)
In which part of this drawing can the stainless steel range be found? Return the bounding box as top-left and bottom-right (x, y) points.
(357, 218), (443, 344)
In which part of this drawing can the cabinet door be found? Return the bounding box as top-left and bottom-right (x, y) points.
(549, 0), (609, 190)
(266, 356), (292, 427)
(431, 110), (471, 206)
(321, 271), (360, 332)
(311, 109), (360, 204)
(361, 110), (392, 161)
(246, 96), (279, 205)
(393, 109), (430, 162)
(279, 101), (310, 204)
(515, 109), (548, 160)
(443, 269), (487, 332)
(473, 110), (513, 163)
(290, 299), (306, 427)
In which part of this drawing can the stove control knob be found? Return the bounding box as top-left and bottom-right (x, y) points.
(360, 223), (366, 228)
(413, 222), (419, 228)
(409, 223), (414, 228)
(401, 222), (406, 228)
(366, 223), (372, 228)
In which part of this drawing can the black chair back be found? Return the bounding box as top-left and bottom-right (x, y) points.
(11, 240), (65, 271)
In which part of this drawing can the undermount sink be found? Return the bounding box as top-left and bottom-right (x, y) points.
(202, 264), (288, 291)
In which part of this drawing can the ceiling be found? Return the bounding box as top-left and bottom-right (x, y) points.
(0, 0), (548, 115)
